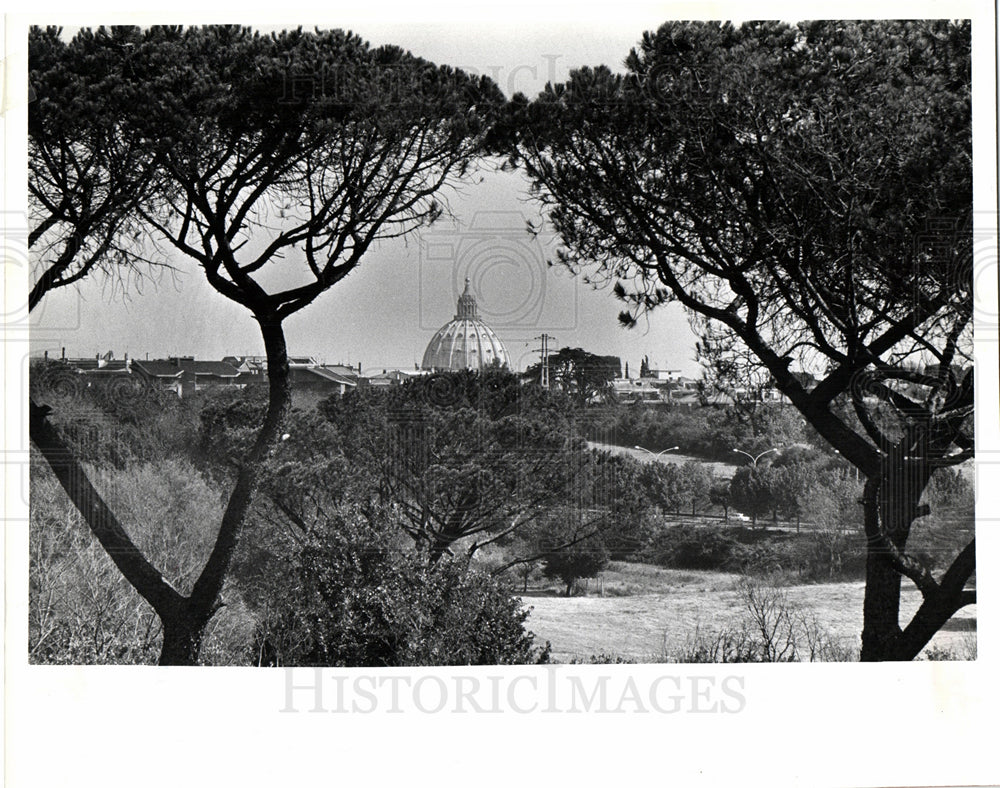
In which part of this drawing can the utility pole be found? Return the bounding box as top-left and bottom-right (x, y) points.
(534, 334), (555, 388)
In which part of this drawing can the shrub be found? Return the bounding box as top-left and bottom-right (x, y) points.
(241, 508), (550, 667)
(921, 633), (977, 661)
(672, 624), (763, 663)
(541, 526), (610, 596)
(664, 576), (858, 663)
(569, 653), (638, 664)
(781, 530), (867, 581)
(640, 522), (870, 580)
(30, 494), (163, 665)
(641, 525), (777, 572)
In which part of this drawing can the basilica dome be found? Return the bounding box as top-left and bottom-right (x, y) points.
(421, 279), (510, 372)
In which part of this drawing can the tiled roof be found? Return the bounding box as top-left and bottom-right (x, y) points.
(192, 362), (241, 377)
(82, 365), (131, 375)
(367, 370), (424, 382)
(133, 360), (240, 378)
(133, 361), (184, 378)
(323, 364), (360, 378)
(305, 367), (358, 386)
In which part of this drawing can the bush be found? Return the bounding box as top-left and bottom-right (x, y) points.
(672, 624), (763, 663)
(782, 530), (867, 581)
(540, 521), (610, 596)
(569, 653), (638, 664)
(241, 508), (550, 667)
(640, 523), (868, 580)
(30, 493), (162, 665)
(642, 525), (774, 572)
(922, 633), (977, 661)
(665, 576), (858, 662)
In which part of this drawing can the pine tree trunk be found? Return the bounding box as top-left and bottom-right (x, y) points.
(860, 549), (903, 661)
(859, 460), (933, 661)
(176, 315), (292, 664)
(159, 614), (207, 666)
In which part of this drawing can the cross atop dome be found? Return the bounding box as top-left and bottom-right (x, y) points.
(456, 277), (478, 319)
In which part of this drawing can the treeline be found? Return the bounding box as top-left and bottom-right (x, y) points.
(580, 400), (814, 462)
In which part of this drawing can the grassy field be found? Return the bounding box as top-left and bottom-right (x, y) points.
(521, 561), (977, 662)
(585, 441), (739, 478)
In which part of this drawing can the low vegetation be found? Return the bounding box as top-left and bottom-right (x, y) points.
(29, 366), (974, 665)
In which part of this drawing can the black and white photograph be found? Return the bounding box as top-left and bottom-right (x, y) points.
(3, 2), (998, 785)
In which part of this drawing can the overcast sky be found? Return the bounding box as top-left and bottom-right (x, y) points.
(28, 15), (702, 376)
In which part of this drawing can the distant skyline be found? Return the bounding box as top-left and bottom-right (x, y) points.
(28, 17), (703, 376)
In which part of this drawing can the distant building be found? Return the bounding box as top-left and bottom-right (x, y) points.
(42, 349), (369, 402)
(131, 357), (242, 399)
(222, 355), (363, 402)
(34, 350), (133, 392)
(421, 278), (509, 372)
(65, 350), (133, 379)
(612, 368), (693, 405)
(364, 369), (425, 388)
(221, 356), (267, 375)
(291, 365), (358, 401)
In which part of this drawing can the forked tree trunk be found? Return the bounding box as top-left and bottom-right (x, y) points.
(860, 465), (919, 661)
(857, 457), (976, 662)
(894, 537), (976, 660)
(31, 314), (292, 666)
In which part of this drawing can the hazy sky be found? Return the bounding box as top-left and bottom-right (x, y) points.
(29, 16), (707, 375)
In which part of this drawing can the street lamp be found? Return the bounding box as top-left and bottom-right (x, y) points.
(635, 445), (680, 458)
(832, 450), (860, 480)
(732, 447), (779, 467)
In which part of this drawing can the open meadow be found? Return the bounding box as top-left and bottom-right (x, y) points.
(522, 562), (977, 662)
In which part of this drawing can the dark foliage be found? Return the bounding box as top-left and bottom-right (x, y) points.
(241, 509), (549, 667)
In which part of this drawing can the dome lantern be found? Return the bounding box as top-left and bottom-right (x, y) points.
(456, 277), (478, 319)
